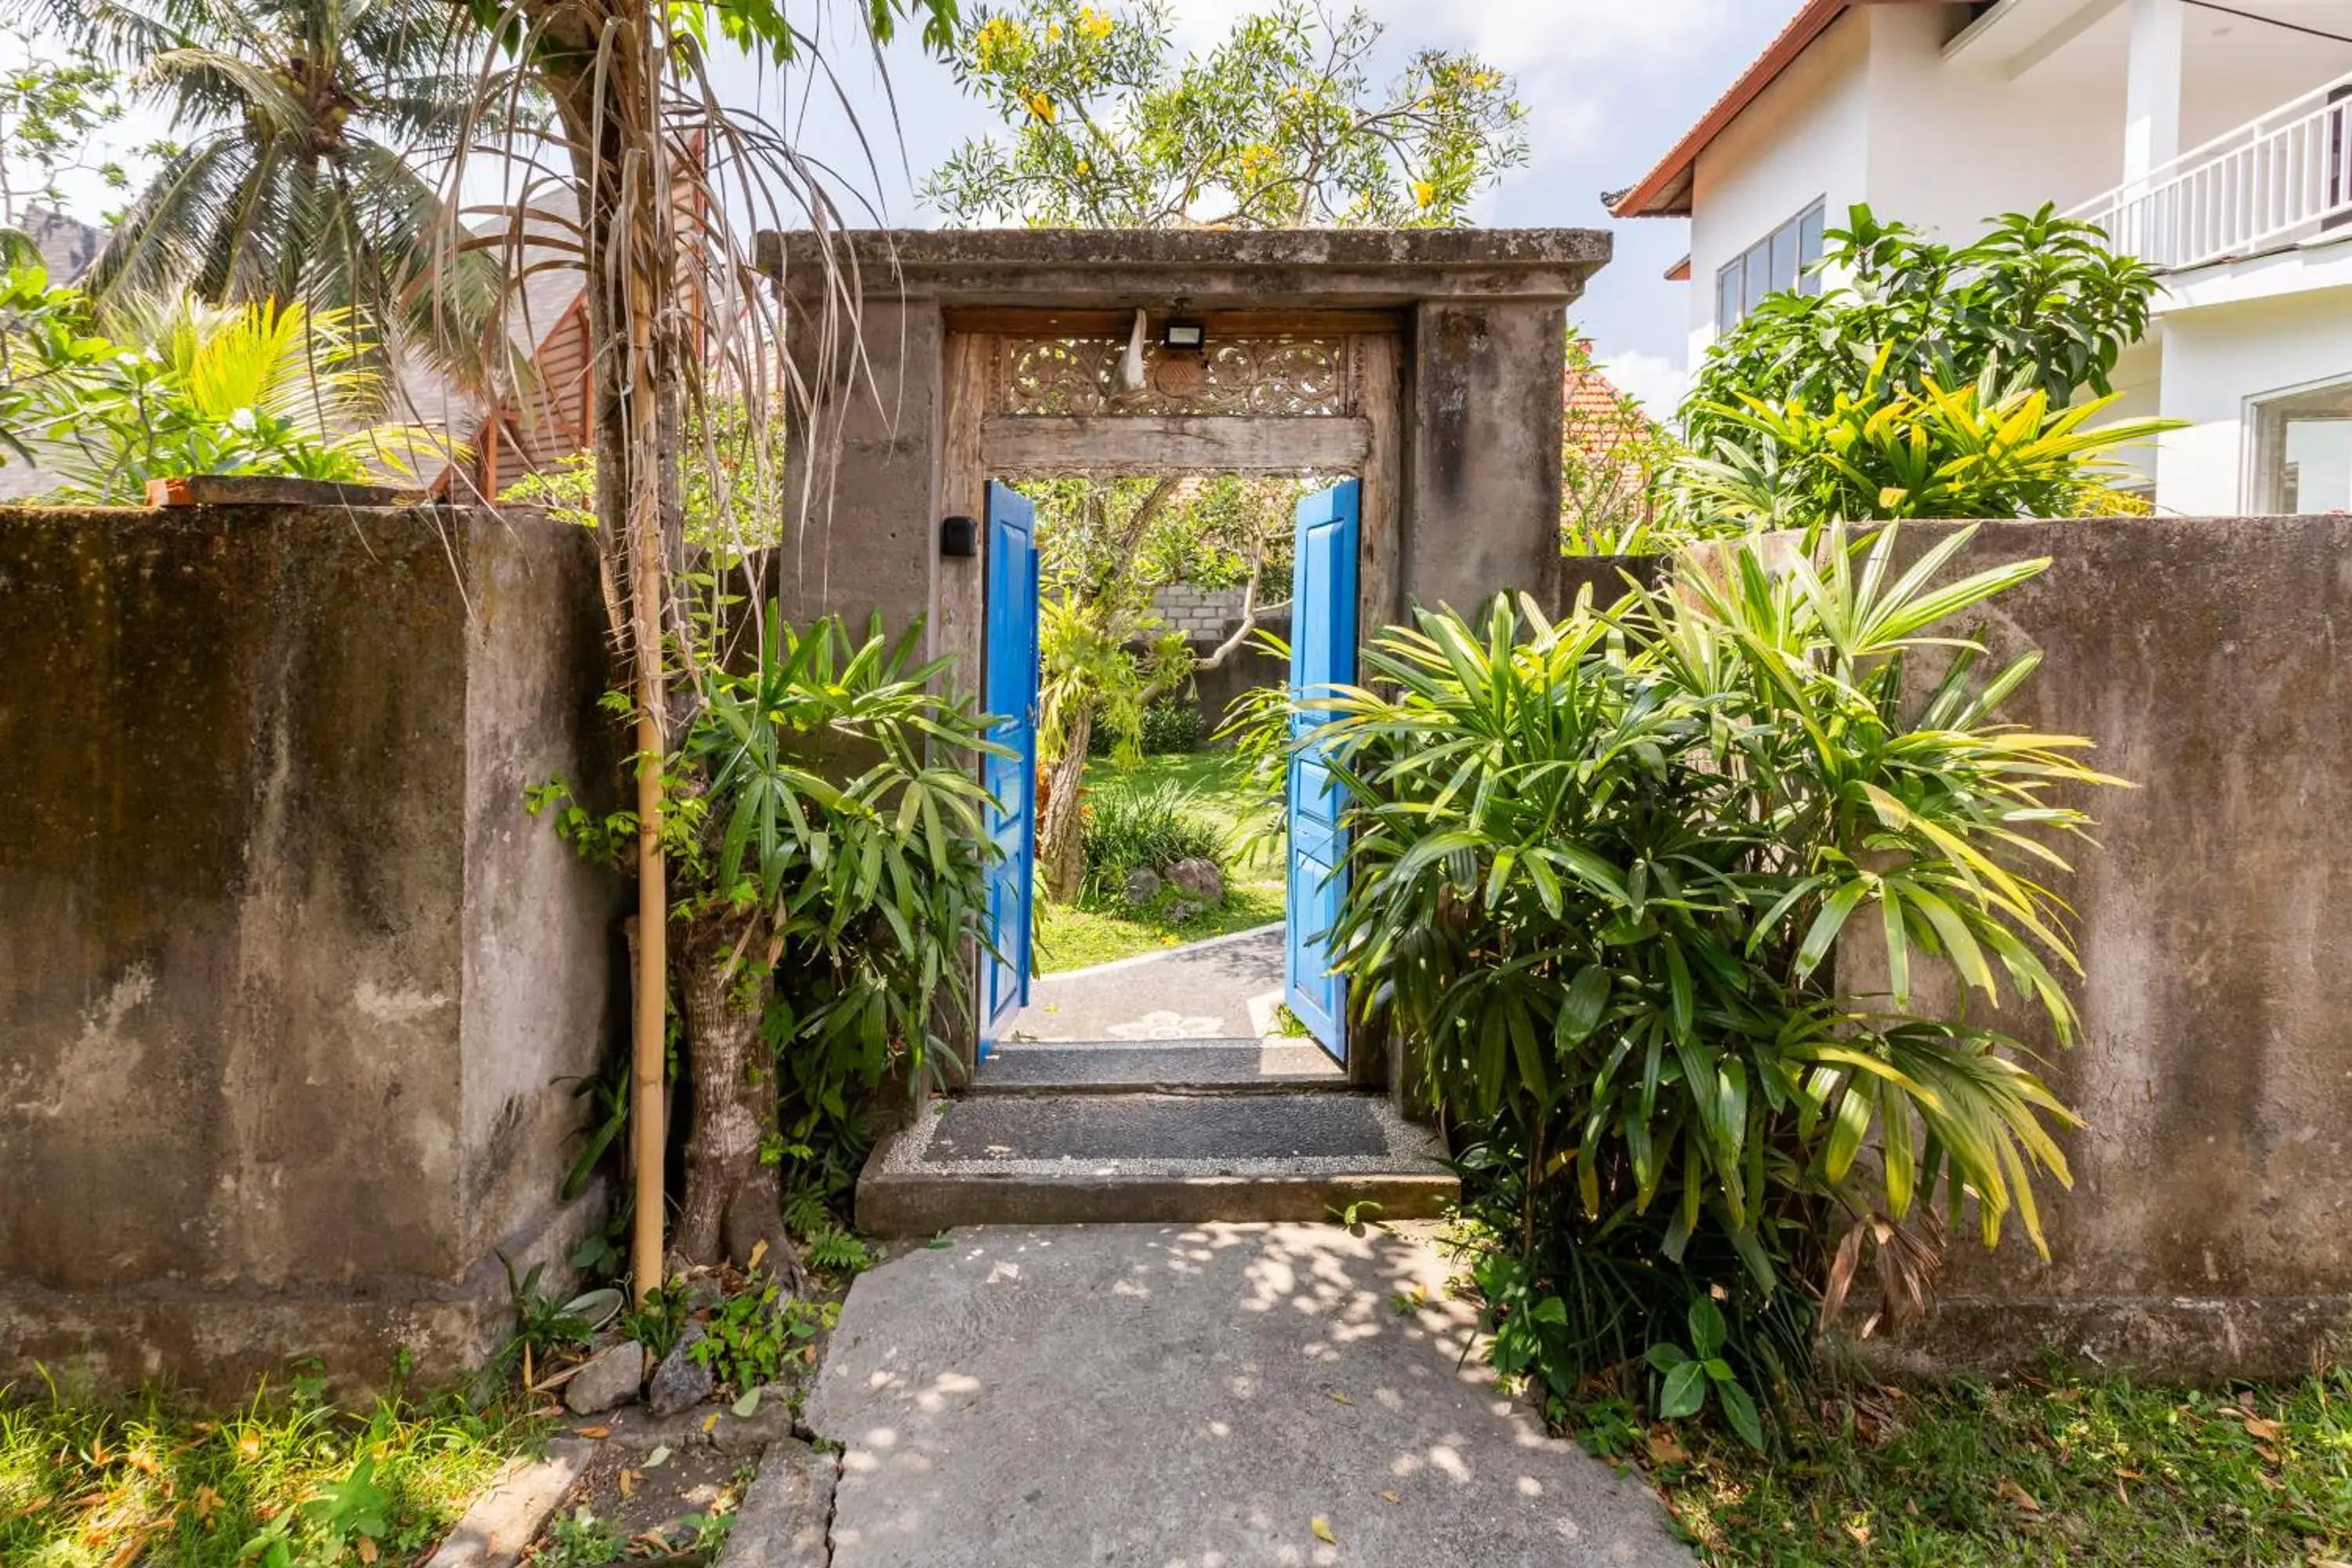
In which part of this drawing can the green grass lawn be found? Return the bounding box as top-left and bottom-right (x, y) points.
(0, 1377), (541, 1567)
(1034, 748), (1285, 974)
(1594, 1369), (2352, 1566)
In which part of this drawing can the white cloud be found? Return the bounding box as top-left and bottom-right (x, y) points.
(1593, 348), (1687, 419)
(1168, 0), (1741, 74)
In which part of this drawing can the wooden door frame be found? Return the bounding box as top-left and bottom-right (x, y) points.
(937, 314), (1403, 1090)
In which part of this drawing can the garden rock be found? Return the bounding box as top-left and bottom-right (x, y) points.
(1122, 868), (1162, 906)
(563, 1340), (646, 1415)
(646, 1325), (714, 1417)
(1166, 857), (1224, 902)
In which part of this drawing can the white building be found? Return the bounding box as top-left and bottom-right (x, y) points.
(1610, 0), (2352, 516)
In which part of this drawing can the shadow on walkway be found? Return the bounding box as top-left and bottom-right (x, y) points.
(809, 1221), (1695, 1567)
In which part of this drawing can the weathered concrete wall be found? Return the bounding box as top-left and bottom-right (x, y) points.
(1190, 608), (1290, 739)
(780, 298), (947, 645)
(1576, 517), (2352, 1378)
(1836, 516), (2352, 1380)
(0, 503), (619, 1396)
(1403, 301), (1568, 616)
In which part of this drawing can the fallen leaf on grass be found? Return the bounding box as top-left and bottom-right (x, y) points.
(645, 1445), (671, 1468)
(1310, 1516), (1336, 1544)
(619, 1470), (640, 1501)
(1844, 1522), (1873, 1548)
(1997, 1479), (2042, 1514)
(747, 1238), (769, 1272)
(355, 1538), (377, 1564)
(2244, 1416), (2283, 1443)
(194, 1486), (223, 1526)
(1646, 1432), (1689, 1467)
(574, 1426), (610, 1440)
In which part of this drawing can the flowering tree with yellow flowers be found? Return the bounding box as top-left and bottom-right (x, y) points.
(923, 0), (1526, 228)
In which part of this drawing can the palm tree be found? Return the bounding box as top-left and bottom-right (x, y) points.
(17, 0), (510, 382)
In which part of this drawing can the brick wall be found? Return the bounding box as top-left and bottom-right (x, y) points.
(1151, 583), (1251, 641)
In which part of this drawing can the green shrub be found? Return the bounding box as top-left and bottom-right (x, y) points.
(1079, 782), (1229, 903)
(1671, 363), (2177, 529)
(1140, 697), (1203, 754)
(1088, 695), (1202, 757)
(1683, 205), (2157, 448)
(1324, 524), (2118, 1439)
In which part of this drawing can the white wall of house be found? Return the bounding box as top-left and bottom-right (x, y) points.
(1685, 13), (1870, 366)
(1670, 0), (2352, 514)
(2157, 291), (2352, 515)
(1860, 6), (2122, 238)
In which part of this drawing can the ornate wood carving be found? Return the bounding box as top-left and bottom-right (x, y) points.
(989, 335), (1359, 419)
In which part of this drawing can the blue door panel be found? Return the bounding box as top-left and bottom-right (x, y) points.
(979, 482), (1039, 1058)
(1285, 479), (1359, 1065)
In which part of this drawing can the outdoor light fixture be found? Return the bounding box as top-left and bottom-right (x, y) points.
(940, 514), (978, 558)
(1161, 318), (1207, 352)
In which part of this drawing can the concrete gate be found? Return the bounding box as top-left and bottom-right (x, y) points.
(754, 229), (1616, 1234)
(760, 227), (1611, 1094)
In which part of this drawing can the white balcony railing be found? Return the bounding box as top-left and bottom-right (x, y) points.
(2067, 71), (2352, 270)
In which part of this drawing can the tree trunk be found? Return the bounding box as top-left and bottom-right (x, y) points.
(671, 912), (808, 1293)
(1038, 702), (1093, 905)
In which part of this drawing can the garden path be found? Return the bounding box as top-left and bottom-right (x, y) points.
(1011, 923), (1286, 1042)
(804, 1221), (1696, 1567)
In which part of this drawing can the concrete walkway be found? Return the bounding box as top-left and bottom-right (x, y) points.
(1014, 924), (1287, 1042)
(806, 1223), (1694, 1567)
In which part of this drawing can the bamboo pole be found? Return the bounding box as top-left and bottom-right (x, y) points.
(627, 123), (669, 1308)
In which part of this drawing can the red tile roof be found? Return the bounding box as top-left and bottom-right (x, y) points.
(1563, 341), (1658, 453)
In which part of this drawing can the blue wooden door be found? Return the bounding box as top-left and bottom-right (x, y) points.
(979, 481), (1040, 1058)
(1286, 479), (1359, 1065)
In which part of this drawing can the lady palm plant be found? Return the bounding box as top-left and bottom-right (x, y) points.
(534, 614), (1004, 1282)
(1318, 523), (2121, 1414)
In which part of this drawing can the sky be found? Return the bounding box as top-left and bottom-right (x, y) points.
(45, 0), (1792, 415)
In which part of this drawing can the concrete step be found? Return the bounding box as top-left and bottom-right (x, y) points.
(971, 1038), (1350, 1095)
(857, 1091), (1456, 1235)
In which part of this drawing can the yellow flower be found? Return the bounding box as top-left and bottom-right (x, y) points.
(1047, 22), (1061, 40)
(1028, 91), (1057, 122)
(1083, 8), (1112, 38)
(1075, 158), (1091, 175)
(974, 16), (1019, 66)
(1413, 180), (1436, 209)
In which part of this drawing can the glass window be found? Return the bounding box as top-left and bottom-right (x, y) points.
(2256, 383), (2352, 514)
(1768, 225), (1798, 294)
(1715, 198), (1828, 329)
(1797, 204), (1827, 295)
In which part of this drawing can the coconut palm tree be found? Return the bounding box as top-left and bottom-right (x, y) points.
(16, 0), (510, 382)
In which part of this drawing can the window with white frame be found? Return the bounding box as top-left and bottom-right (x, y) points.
(2254, 381), (2352, 514)
(1716, 200), (1827, 331)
